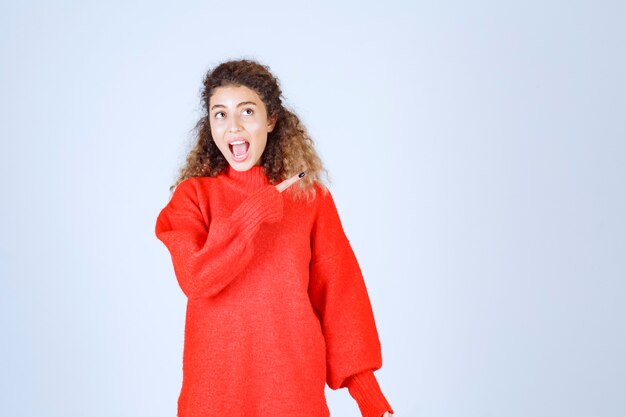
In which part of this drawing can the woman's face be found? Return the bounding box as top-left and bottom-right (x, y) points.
(209, 85), (276, 171)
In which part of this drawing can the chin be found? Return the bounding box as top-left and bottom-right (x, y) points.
(227, 158), (257, 171)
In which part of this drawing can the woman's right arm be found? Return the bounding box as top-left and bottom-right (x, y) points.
(155, 178), (282, 300)
(155, 173), (304, 300)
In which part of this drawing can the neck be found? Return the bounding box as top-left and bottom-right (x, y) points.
(225, 165), (270, 190)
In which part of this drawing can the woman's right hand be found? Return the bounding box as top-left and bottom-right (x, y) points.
(275, 171), (305, 193)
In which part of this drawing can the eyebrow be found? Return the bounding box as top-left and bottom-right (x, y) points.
(210, 101), (258, 111)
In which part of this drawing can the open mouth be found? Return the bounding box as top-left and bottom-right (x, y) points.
(229, 140), (250, 162)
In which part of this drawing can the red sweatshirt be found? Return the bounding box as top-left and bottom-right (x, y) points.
(155, 165), (394, 417)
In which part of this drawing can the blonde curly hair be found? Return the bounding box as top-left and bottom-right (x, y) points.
(170, 58), (329, 201)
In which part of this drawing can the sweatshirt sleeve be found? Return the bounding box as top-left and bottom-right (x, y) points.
(155, 179), (283, 300)
(307, 188), (394, 417)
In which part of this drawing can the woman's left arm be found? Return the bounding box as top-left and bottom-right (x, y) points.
(308, 187), (394, 417)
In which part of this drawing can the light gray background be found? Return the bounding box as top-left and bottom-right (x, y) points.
(1, 1), (624, 416)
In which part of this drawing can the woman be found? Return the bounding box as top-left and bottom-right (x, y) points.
(155, 59), (394, 417)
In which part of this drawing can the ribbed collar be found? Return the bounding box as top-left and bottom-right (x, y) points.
(224, 165), (270, 190)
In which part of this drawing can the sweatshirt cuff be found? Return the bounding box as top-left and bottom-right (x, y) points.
(232, 185), (283, 234)
(345, 370), (394, 417)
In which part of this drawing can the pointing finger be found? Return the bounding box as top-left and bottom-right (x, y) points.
(275, 171), (305, 193)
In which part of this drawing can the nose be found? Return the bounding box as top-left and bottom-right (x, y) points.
(228, 114), (242, 132)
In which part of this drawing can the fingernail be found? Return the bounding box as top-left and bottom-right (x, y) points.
(299, 172), (305, 178)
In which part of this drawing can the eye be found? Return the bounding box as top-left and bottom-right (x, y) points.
(242, 108), (254, 116)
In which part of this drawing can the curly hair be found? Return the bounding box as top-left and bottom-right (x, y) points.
(170, 58), (329, 201)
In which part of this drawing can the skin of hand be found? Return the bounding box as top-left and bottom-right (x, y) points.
(275, 171), (305, 193)
(383, 412), (394, 417)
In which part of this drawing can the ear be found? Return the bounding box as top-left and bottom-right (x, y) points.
(267, 114), (277, 132)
